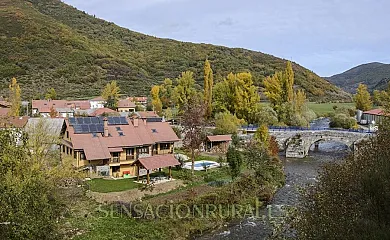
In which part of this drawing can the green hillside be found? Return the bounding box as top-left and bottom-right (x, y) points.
(327, 62), (390, 93)
(0, 0), (350, 101)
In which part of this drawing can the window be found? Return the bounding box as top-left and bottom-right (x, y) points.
(126, 148), (134, 156)
(160, 143), (170, 150)
(116, 127), (122, 131)
(66, 131), (69, 139)
(119, 132), (125, 136)
(151, 129), (157, 133)
(138, 146), (149, 154)
(80, 152), (86, 160)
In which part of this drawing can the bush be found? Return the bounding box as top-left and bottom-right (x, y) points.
(330, 113), (357, 129)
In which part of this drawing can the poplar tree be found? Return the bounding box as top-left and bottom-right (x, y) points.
(102, 80), (120, 109)
(204, 59), (213, 118)
(173, 71), (197, 112)
(354, 84), (372, 111)
(150, 85), (162, 115)
(8, 77), (21, 117)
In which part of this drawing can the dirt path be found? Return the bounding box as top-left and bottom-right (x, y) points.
(87, 180), (185, 204)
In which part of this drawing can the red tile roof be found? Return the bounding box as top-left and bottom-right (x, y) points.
(0, 108), (10, 117)
(65, 117), (179, 160)
(90, 96), (105, 101)
(0, 101), (11, 108)
(207, 135), (232, 142)
(132, 154), (179, 170)
(32, 100), (91, 113)
(0, 116), (29, 128)
(363, 109), (385, 116)
(138, 111), (159, 118)
(118, 99), (136, 108)
(90, 108), (117, 116)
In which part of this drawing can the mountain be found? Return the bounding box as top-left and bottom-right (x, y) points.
(0, 0), (350, 102)
(327, 62), (390, 93)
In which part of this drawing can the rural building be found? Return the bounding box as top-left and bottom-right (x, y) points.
(131, 96), (148, 105)
(360, 109), (387, 125)
(61, 116), (180, 177)
(206, 135), (232, 153)
(89, 96), (106, 109)
(117, 99), (136, 113)
(32, 100), (91, 117)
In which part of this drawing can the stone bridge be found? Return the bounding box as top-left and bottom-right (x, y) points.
(268, 129), (373, 158)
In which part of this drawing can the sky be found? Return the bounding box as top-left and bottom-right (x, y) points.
(63, 0), (390, 77)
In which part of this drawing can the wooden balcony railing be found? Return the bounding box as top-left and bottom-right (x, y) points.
(126, 155), (135, 161)
(110, 157), (120, 163)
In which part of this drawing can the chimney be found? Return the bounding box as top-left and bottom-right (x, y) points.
(103, 117), (109, 137)
(134, 117), (139, 127)
(143, 118), (147, 125)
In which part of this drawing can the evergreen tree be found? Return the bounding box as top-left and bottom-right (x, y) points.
(226, 146), (243, 180)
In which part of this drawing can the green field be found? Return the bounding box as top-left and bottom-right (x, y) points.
(87, 178), (141, 193)
(307, 102), (355, 116)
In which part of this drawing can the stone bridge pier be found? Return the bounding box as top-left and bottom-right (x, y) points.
(269, 130), (372, 158)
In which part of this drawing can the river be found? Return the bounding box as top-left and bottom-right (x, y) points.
(197, 118), (349, 240)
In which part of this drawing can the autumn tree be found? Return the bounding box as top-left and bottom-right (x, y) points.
(214, 112), (244, 135)
(150, 85), (163, 115)
(160, 78), (174, 108)
(45, 88), (57, 100)
(182, 94), (206, 175)
(254, 124), (270, 148)
(354, 83), (372, 111)
(102, 81), (120, 110)
(49, 106), (57, 118)
(8, 77), (21, 117)
(213, 72), (260, 122)
(173, 71), (197, 113)
(204, 59), (213, 118)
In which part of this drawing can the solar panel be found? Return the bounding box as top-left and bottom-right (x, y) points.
(119, 117), (128, 124)
(97, 125), (104, 133)
(83, 118), (91, 124)
(76, 118), (84, 124)
(74, 125), (83, 133)
(69, 118), (76, 125)
(107, 117), (115, 125)
(113, 117), (121, 124)
(146, 117), (163, 122)
(91, 117), (100, 124)
(81, 124), (89, 133)
(89, 124), (97, 133)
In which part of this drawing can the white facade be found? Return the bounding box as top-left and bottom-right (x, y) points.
(89, 100), (105, 109)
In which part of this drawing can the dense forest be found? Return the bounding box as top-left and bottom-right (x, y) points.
(0, 0), (350, 101)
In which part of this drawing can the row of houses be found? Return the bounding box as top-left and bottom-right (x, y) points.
(31, 96), (147, 118)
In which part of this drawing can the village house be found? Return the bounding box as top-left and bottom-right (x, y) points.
(117, 98), (136, 113)
(32, 100), (91, 117)
(131, 96), (148, 105)
(206, 135), (232, 153)
(61, 116), (180, 177)
(89, 96), (106, 109)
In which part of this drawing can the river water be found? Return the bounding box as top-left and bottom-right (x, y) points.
(197, 118), (349, 240)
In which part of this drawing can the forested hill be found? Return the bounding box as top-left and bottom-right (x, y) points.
(327, 62), (390, 93)
(0, 0), (350, 101)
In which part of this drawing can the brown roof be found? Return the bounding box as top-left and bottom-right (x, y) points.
(32, 100), (91, 113)
(0, 108), (10, 117)
(207, 135), (232, 142)
(147, 122), (180, 143)
(132, 154), (179, 170)
(0, 101), (11, 108)
(138, 111), (159, 118)
(118, 99), (136, 108)
(90, 108), (117, 116)
(0, 116), (29, 128)
(363, 109), (386, 116)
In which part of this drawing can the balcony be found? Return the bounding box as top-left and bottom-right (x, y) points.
(110, 157), (120, 163)
(126, 155), (135, 160)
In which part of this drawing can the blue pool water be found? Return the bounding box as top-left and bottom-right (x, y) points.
(194, 162), (215, 168)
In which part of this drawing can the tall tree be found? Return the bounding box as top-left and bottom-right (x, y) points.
(213, 72), (260, 122)
(160, 78), (173, 108)
(173, 71), (197, 113)
(214, 112), (244, 135)
(45, 88), (57, 100)
(150, 85), (163, 115)
(182, 94), (206, 175)
(102, 81), (120, 110)
(8, 77), (21, 117)
(253, 124), (270, 148)
(204, 59), (214, 118)
(354, 83), (372, 111)
(284, 61), (295, 102)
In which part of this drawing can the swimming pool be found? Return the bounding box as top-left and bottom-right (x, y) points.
(183, 161), (220, 171)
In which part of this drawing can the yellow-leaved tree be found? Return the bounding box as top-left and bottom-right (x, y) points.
(204, 59), (213, 118)
(102, 80), (120, 109)
(354, 84), (372, 111)
(8, 77), (21, 117)
(150, 85), (162, 115)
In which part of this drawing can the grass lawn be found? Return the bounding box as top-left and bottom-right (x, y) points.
(307, 102), (355, 116)
(87, 178), (141, 193)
